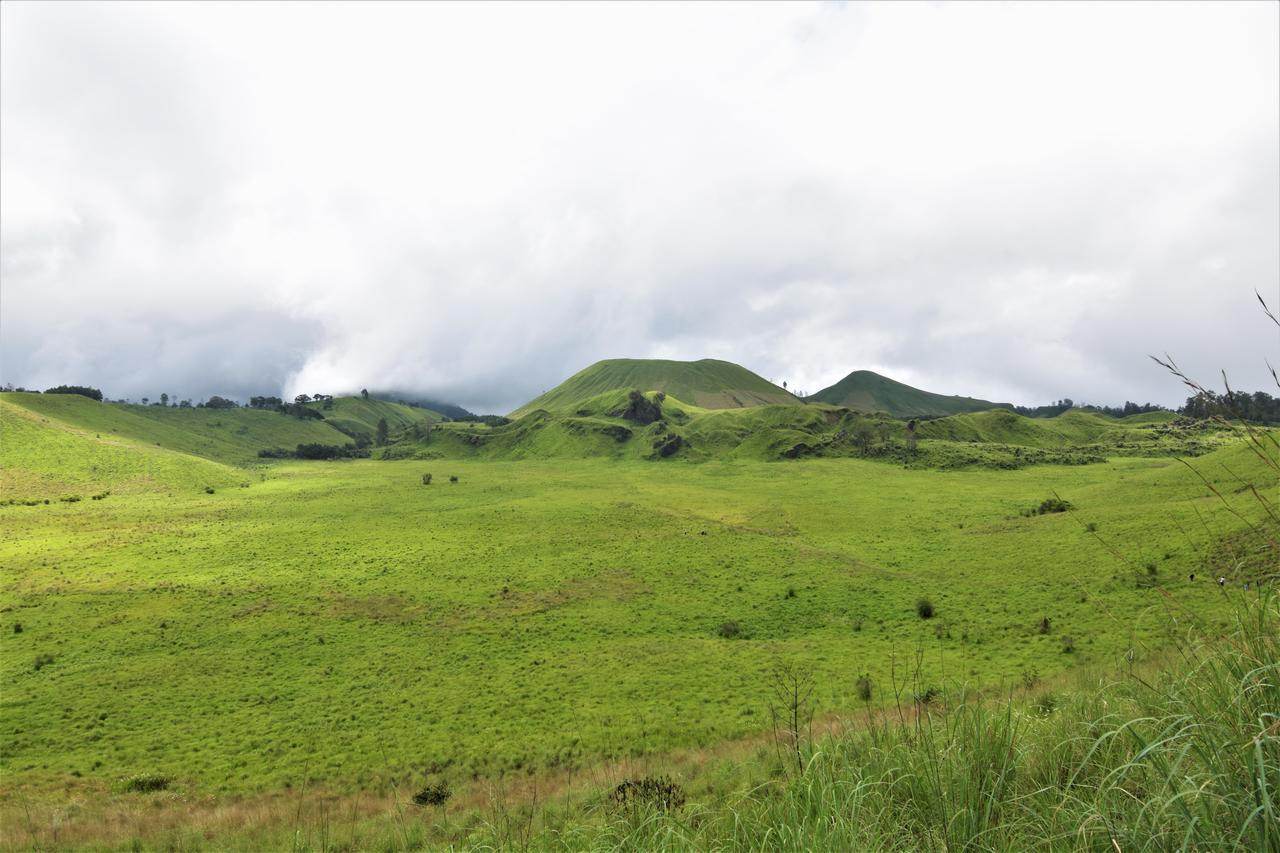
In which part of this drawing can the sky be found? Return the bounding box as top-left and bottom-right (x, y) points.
(2, 1), (1277, 414)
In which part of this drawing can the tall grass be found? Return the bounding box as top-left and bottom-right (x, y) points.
(528, 589), (1277, 852)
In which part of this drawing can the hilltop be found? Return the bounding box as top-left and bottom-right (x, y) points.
(510, 358), (799, 417)
(807, 370), (1012, 418)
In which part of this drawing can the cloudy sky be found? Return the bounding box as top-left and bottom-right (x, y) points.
(2, 1), (1276, 413)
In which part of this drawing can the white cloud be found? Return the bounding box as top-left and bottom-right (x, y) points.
(2, 1), (1276, 412)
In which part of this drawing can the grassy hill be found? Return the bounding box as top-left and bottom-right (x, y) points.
(807, 370), (1012, 418)
(510, 358), (799, 417)
(0, 397), (242, 499)
(391, 392), (1232, 467)
(1, 392), (351, 465)
(305, 396), (440, 445)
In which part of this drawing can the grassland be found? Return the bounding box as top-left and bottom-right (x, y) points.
(0, 392), (1274, 850)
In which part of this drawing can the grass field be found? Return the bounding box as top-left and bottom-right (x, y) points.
(0, 393), (1274, 849)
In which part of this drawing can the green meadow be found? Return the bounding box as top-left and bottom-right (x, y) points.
(0, 389), (1274, 850)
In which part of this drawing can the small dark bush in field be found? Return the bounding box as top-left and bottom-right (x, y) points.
(1085, 521), (1098, 532)
(1038, 616), (1052, 634)
(1029, 497), (1072, 515)
(204, 487), (215, 494)
(59, 494), (82, 503)
(914, 686), (940, 707)
(1145, 562), (1158, 576)
(13, 623), (22, 634)
(122, 773), (171, 793)
(855, 673), (873, 702)
(916, 598), (935, 619)
(852, 618), (863, 632)
(933, 622), (951, 639)
(1061, 635), (1076, 654)
(1021, 669), (1040, 689)
(715, 621), (741, 639)
(33, 653), (54, 671)
(422, 473), (433, 485)
(449, 475), (458, 483)
(91, 491), (110, 500)
(785, 587), (797, 599)
(411, 781), (451, 807)
(610, 776), (685, 813)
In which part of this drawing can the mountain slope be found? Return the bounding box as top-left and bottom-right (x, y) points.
(806, 370), (1011, 418)
(510, 358), (799, 417)
(2, 392), (350, 465)
(305, 396), (440, 444)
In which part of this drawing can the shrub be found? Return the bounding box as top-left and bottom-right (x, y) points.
(1061, 635), (1076, 653)
(122, 773), (171, 793)
(855, 673), (873, 702)
(449, 475), (459, 483)
(1030, 497), (1072, 515)
(785, 587), (797, 599)
(916, 598), (935, 619)
(33, 653), (54, 671)
(59, 494), (82, 503)
(13, 623), (22, 634)
(610, 776), (686, 813)
(1038, 616), (1052, 634)
(411, 781), (451, 807)
(422, 473), (433, 485)
(715, 621), (741, 639)
(204, 487), (215, 495)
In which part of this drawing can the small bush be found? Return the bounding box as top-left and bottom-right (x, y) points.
(122, 773), (171, 793)
(1038, 616), (1052, 635)
(1029, 497), (1072, 515)
(610, 776), (686, 813)
(916, 598), (935, 619)
(33, 653), (54, 671)
(422, 473), (433, 485)
(855, 673), (873, 702)
(715, 621), (741, 639)
(914, 686), (940, 707)
(449, 475), (459, 483)
(785, 587), (797, 599)
(411, 781), (451, 807)
(204, 487), (215, 494)
(59, 494), (82, 503)
(1061, 635), (1076, 654)
(12, 623), (21, 634)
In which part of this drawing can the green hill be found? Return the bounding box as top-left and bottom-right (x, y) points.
(305, 396), (440, 445)
(1, 392), (350, 465)
(0, 397), (241, 498)
(510, 358), (799, 417)
(806, 370), (1011, 418)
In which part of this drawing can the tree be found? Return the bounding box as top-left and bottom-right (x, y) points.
(44, 385), (103, 401)
(295, 394), (312, 405)
(205, 395), (238, 409)
(376, 417), (389, 447)
(160, 393), (169, 407)
(361, 388), (369, 400)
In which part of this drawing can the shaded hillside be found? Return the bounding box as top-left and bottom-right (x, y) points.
(0, 397), (241, 498)
(807, 370), (1011, 418)
(304, 396), (440, 444)
(2, 392), (349, 465)
(511, 358), (799, 417)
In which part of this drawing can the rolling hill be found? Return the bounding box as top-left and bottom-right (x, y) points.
(806, 370), (1012, 418)
(510, 358), (799, 417)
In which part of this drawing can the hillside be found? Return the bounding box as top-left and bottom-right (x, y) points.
(0, 397), (241, 498)
(807, 370), (1011, 418)
(304, 396), (439, 444)
(510, 358), (799, 417)
(1, 392), (350, 465)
